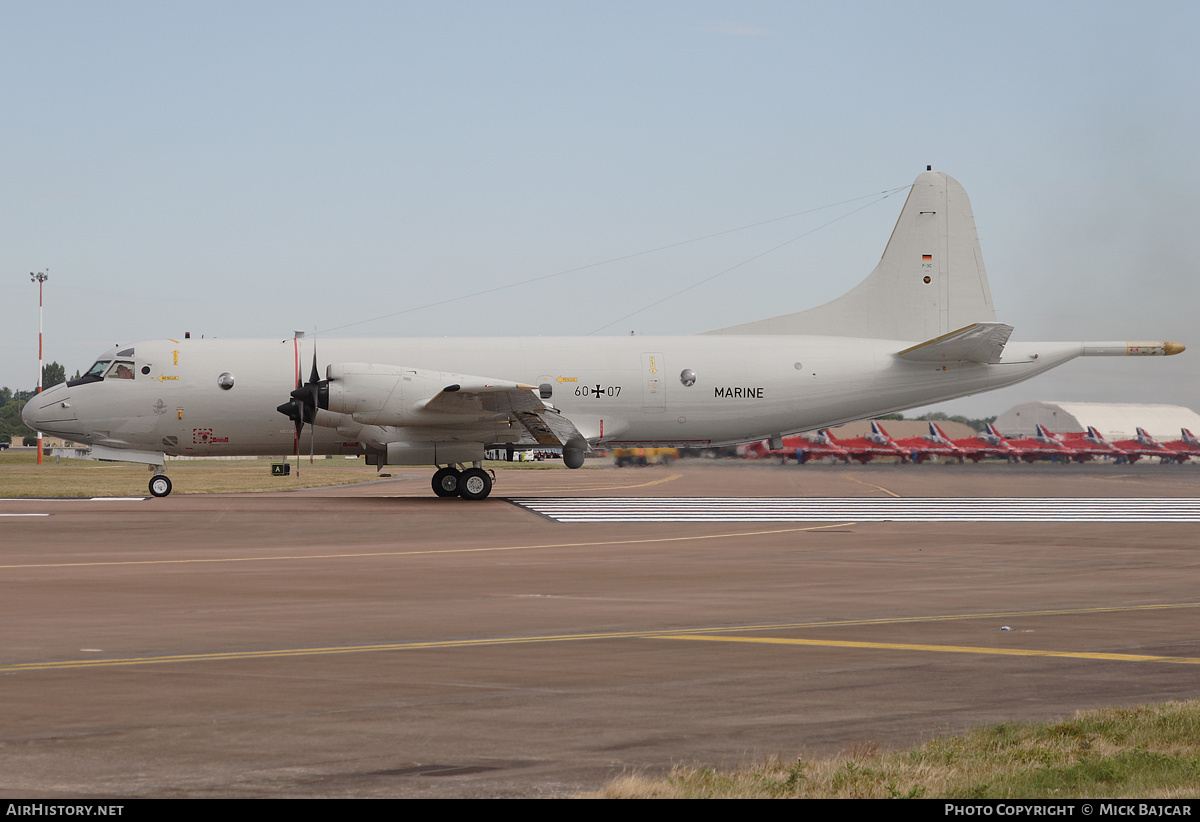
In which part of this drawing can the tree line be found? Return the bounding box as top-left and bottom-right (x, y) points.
(878, 411), (998, 432)
(0, 362), (74, 445)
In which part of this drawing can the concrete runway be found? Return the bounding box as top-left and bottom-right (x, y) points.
(2, 461), (1199, 797)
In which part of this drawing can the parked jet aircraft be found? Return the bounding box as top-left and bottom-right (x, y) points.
(981, 424), (1081, 463)
(1052, 425), (1125, 462)
(742, 429), (850, 464)
(1161, 429), (1200, 463)
(22, 169), (1184, 499)
(873, 421), (965, 464)
(786, 431), (852, 464)
(823, 424), (910, 464)
(1044, 425), (1180, 464)
(929, 422), (1018, 463)
(1106, 427), (1172, 464)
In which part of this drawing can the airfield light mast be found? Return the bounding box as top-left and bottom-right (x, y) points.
(30, 270), (49, 465)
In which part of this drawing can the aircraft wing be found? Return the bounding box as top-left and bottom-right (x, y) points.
(897, 322), (1014, 364)
(320, 363), (590, 450)
(422, 382), (587, 448)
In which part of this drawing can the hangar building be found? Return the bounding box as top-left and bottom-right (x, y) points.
(993, 402), (1200, 441)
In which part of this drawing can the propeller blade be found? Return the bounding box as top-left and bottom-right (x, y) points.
(277, 334), (326, 470)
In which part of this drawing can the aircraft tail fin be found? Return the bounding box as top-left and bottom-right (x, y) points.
(869, 421), (892, 443)
(706, 169), (997, 340)
(1183, 428), (1199, 446)
(928, 422), (950, 442)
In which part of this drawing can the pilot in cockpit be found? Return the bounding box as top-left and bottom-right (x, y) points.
(107, 361), (135, 380)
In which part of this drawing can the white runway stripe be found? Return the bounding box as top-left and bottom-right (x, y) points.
(0, 497), (147, 502)
(507, 497), (1200, 523)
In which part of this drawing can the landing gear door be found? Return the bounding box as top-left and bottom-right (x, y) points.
(641, 352), (665, 413)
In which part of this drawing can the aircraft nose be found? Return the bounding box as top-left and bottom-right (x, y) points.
(22, 385), (81, 435)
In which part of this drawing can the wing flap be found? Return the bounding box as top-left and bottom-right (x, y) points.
(423, 381), (587, 448)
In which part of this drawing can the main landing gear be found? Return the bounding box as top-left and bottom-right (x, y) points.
(430, 464), (494, 500)
(148, 468), (173, 498)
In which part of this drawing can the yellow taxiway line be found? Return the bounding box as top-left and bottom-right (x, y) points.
(654, 634), (1200, 665)
(837, 473), (902, 497)
(0, 521), (853, 570)
(4, 601), (1199, 673)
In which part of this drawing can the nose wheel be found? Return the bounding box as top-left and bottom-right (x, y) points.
(149, 474), (173, 498)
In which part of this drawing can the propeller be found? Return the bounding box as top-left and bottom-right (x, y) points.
(276, 338), (328, 470)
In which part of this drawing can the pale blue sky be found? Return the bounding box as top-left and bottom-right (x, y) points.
(3, 1), (1197, 417)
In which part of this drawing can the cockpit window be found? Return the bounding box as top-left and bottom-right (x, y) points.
(104, 361), (136, 380)
(67, 359), (115, 388)
(85, 360), (111, 378)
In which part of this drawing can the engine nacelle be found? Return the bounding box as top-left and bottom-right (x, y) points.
(322, 363), (400, 420)
(322, 363), (561, 466)
(323, 363), (458, 426)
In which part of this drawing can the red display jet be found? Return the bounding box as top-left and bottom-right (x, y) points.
(1094, 426), (1171, 463)
(824, 423), (910, 463)
(739, 430), (851, 463)
(777, 430), (851, 464)
(1052, 425), (1124, 462)
(983, 423), (1079, 463)
(1161, 428), (1200, 463)
(928, 422), (1018, 462)
(873, 422), (966, 463)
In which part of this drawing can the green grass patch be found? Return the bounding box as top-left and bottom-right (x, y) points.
(591, 701), (1200, 799)
(0, 450), (589, 497)
(0, 451), (384, 496)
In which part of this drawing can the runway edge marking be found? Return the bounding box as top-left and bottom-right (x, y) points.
(506, 497), (1200, 523)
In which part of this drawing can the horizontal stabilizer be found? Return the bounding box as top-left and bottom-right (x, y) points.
(897, 322), (1013, 364)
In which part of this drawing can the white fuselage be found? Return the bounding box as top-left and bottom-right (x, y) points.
(27, 334), (1083, 462)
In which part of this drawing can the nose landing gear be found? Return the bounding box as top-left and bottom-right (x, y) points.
(148, 472), (173, 498)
